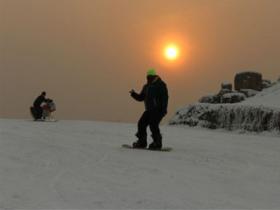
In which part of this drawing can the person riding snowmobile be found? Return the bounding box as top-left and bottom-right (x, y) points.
(32, 91), (47, 120)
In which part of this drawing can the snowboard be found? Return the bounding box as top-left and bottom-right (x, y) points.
(122, 144), (172, 152)
(34, 119), (58, 122)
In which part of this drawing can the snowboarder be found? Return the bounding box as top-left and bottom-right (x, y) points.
(32, 91), (47, 120)
(130, 68), (168, 150)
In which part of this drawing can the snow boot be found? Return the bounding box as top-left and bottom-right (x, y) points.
(148, 142), (162, 150)
(132, 140), (147, 148)
(133, 133), (147, 148)
(149, 134), (162, 150)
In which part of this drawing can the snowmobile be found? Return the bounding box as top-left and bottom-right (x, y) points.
(30, 100), (57, 122)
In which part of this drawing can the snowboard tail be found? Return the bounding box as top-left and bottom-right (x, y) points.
(122, 144), (172, 152)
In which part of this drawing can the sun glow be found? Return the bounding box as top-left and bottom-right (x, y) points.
(164, 44), (180, 61)
(152, 34), (189, 69)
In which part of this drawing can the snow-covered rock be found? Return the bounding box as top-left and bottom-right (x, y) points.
(199, 94), (217, 103)
(170, 103), (280, 133)
(221, 81), (232, 91)
(239, 89), (259, 97)
(262, 79), (272, 89)
(221, 92), (246, 103)
(170, 81), (280, 133)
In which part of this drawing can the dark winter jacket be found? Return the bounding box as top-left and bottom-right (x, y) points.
(131, 77), (168, 115)
(33, 95), (46, 108)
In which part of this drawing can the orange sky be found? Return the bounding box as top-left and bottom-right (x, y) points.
(1, 0), (280, 122)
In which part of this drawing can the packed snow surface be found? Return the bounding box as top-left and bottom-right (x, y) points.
(0, 119), (280, 209)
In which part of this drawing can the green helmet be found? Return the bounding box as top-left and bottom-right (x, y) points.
(147, 68), (157, 76)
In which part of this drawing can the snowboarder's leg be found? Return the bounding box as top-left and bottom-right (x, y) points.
(148, 112), (164, 150)
(133, 111), (149, 148)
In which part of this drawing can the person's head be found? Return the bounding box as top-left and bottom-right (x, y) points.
(41, 91), (46, 96)
(146, 68), (157, 84)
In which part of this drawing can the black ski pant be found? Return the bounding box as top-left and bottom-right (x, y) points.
(136, 110), (164, 145)
(34, 106), (43, 119)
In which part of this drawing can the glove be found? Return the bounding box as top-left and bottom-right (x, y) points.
(129, 89), (136, 96)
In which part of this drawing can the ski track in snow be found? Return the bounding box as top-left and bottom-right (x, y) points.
(0, 119), (280, 209)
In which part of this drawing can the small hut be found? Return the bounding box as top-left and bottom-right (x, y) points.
(234, 71), (262, 91)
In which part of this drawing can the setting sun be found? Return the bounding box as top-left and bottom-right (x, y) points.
(164, 44), (180, 61)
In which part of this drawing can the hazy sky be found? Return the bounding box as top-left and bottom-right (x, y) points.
(1, 0), (280, 122)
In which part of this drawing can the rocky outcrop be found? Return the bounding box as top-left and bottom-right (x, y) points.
(169, 103), (280, 133)
(234, 72), (262, 91)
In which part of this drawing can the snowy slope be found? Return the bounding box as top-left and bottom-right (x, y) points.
(243, 81), (280, 108)
(0, 119), (280, 209)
